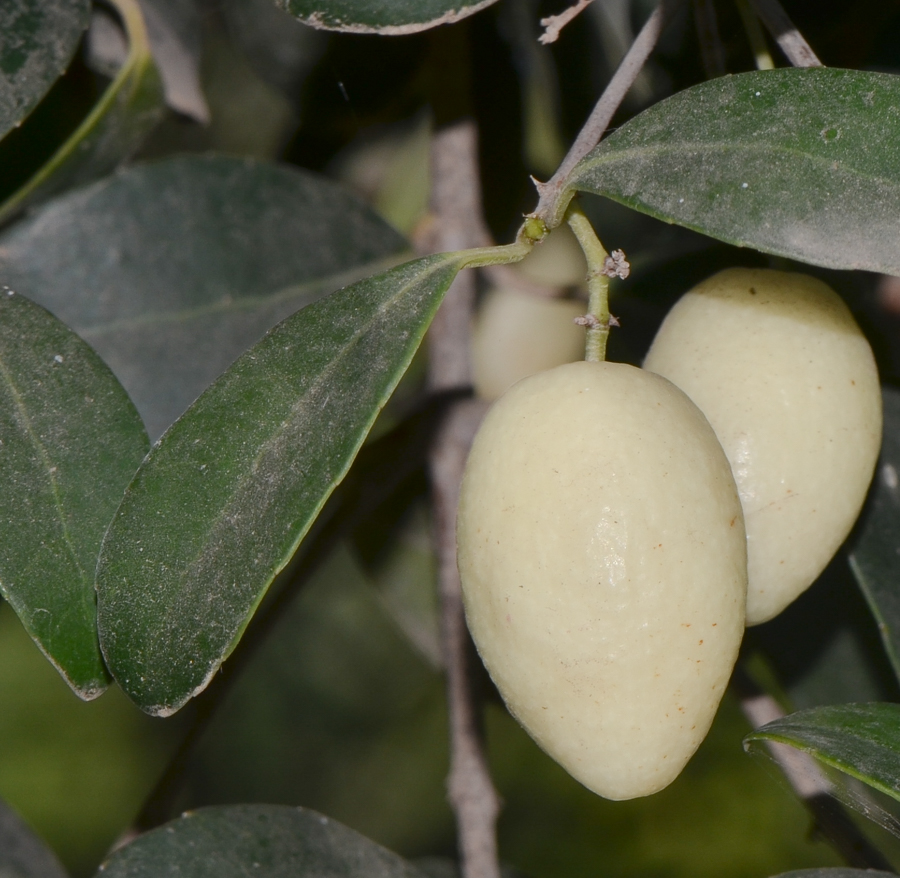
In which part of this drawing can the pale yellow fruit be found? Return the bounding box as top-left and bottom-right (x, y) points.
(457, 361), (747, 800)
(644, 268), (882, 625)
(471, 287), (585, 401)
(516, 223), (588, 288)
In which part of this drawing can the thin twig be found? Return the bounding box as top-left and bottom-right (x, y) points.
(745, 0), (822, 67)
(692, 0), (727, 77)
(732, 667), (893, 870)
(424, 121), (502, 878)
(533, 0), (686, 225)
(426, 124), (488, 391)
(431, 399), (497, 878)
(539, 0), (596, 45)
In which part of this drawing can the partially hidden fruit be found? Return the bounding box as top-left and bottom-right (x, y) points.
(471, 287), (585, 401)
(515, 223), (587, 288)
(644, 268), (882, 625)
(457, 361), (747, 800)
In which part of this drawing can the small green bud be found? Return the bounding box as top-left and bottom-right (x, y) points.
(521, 215), (548, 244)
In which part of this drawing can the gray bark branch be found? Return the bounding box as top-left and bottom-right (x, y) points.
(745, 0), (822, 67)
(733, 668), (892, 870)
(534, 0), (686, 224)
(424, 120), (501, 878)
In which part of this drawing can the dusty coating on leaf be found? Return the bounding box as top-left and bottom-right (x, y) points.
(566, 69), (900, 276)
(95, 804), (429, 876)
(0, 0), (91, 137)
(457, 361), (747, 799)
(96, 255), (464, 716)
(0, 290), (147, 699)
(0, 155), (408, 440)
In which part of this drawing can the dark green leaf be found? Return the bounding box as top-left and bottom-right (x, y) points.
(849, 385), (900, 683)
(276, 0), (501, 34)
(567, 68), (900, 275)
(0, 0), (165, 225)
(771, 872), (896, 878)
(96, 253), (466, 715)
(0, 0), (90, 141)
(0, 154), (408, 440)
(95, 805), (427, 877)
(0, 290), (148, 698)
(744, 702), (900, 802)
(0, 797), (68, 878)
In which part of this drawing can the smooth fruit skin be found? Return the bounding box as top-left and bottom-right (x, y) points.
(457, 361), (747, 800)
(471, 287), (585, 401)
(644, 268), (882, 625)
(516, 223), (588, 288)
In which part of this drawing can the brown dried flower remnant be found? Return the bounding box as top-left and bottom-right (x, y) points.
(602, 249), (631, 279)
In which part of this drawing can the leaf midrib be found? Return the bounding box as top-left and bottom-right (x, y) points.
(180, 254), (457, 585)
(757, 728), (900, 802)
(0, 350), (89, 602)
(113, 254), (459, 701)
(77, 253), (409, 337)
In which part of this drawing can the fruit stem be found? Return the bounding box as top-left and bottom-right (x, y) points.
(566, 202), (613, 363)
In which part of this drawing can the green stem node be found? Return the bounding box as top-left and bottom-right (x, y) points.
(565, 202), (611, 363)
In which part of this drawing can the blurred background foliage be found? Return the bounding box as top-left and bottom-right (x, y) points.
(3, 0), (900, 876)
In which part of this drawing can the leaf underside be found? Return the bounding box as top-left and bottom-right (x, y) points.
(96, 253), (465, 715)
(95, 804), (427, 877)
(745, 702), (900, 803)
(0, 796), (69, 878)
(276, 0), (501, 34)
(0, 291), (148, 698)
(568, 68), (900, 276)
(0, 154), (409, 440)
(0, 0), (91, 141)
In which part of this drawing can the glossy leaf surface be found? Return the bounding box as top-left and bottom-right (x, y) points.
(849, 385), (900, 682)
(0, 0), (165, 224)
(0, 290), (149, 698)
(277, 0), (500, 34)
(0, 0), (90, 140)
(567, 68), (900, 275)
(96, 253), (465, 715)
(96, 805), (427, 877)
(745, 702), (900, 802)
(0, 797), (68, 878)
(0, 154), (408, 440)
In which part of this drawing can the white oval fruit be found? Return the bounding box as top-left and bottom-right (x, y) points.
(516, 223), (588, 288)
(644, 268), (882, 625)
(457, 361), (747, 800)
(471, 287), (585, 401)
